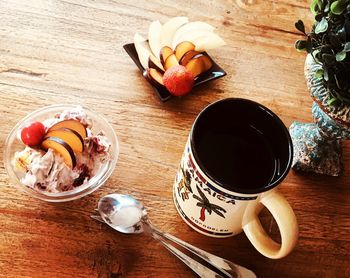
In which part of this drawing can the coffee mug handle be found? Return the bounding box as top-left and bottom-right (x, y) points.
(242, 189), (298, 259)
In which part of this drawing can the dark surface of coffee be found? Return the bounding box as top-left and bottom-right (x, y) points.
(196, 125), (276, 190)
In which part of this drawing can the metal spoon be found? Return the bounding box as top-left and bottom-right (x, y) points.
(92, 193), (256, 278)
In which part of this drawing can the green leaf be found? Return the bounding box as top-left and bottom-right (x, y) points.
(324, 68), (329, 81)
(331, 0), (347, 15)
(315, 17), (328, 34)
(334, 74), (341, 89)
(327, 97), (338, 106)
(295, 40), (307, 51)
(295, 20), (306, 34)
(336, 51), (347, 61)
(317, 0), (323, 11)
(310, 0), (319, 15)
(315, 68), (324, 78)
(322, 53), (336, 65)
(344, 42), (350, 52)
(324, 1), (330, 12)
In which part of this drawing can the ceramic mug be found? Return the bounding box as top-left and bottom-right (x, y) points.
(173, 98), (298, 259)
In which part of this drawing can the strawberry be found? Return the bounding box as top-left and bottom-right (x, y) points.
(163, 65), (195, 96)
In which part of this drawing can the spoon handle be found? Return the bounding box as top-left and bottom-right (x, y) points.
(153, 233), (223, 278)
(147, 221), (256, 278)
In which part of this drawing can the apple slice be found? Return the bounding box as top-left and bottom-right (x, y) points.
(173, 29), (216, 49)
(45, 128), (84, 153)
(174, 41), (196, 61)
(48, 119), (87, 139)
(41, 137), (76, 168)
(160, 46), (174, 67)
(164, 54), (179, 70)
(193, 33), (226, 51)
(148, 54), (164, 72)
(179, 50), (201, 66)
(172, 21), (215, 47)
(160, 17), (189, 48)
(134, 33), (154, 69)
(185, 54), (213, 77)
(148, 20), (162, 58)
(146, 68), (164, 86)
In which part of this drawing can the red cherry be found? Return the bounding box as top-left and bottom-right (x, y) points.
(21, 121), (46, 147)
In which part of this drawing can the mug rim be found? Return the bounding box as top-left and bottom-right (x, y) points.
(189, 98), (293, 195)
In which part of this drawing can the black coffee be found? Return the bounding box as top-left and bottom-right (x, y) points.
(196, 125), (276, 190)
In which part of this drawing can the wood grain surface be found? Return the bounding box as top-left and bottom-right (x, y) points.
(1, 0), (349, 277)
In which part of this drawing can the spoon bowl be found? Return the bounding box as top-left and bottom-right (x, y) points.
(98, 194), (146, 234)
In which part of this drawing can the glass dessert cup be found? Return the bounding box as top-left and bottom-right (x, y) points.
(4, 104), (119, 202)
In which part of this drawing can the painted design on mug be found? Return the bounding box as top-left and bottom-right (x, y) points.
(176, 164), (193, 201)
(193, 185), (226, 221)
(173, 190), (233, 236)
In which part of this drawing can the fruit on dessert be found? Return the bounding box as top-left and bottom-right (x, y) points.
(21, 121), (46, 147)
(147, 68), (164, 86)
(164, 53), (179, 70)
(148, 20), (162, 58)
(174, 41), (196, 61)
(163, 65), (194, 96)
(45, 128), (84, 153)
(148, 54), (164, 73)
(14, 106), (112, 194)
(41, 137), (77, 168)
(160, 46), (174, 67)
(160, 17), (189, 48)
(172, 21), (216, 47)
(134, 33), (153, 70)
(48, 119), (87, 139)
(179, 50), (201, 66)
(185, 54), (213, 77)
(14, 150), (32, 171)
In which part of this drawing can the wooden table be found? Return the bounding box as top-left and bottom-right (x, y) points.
(1, 1), (349, 277)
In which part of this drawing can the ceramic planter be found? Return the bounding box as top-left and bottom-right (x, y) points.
(290, 54), (350, 176)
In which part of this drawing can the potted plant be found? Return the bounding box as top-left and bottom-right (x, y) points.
(290, 0), (350, 175)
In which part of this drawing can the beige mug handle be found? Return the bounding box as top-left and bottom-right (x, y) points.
(242, 190), (298, 259)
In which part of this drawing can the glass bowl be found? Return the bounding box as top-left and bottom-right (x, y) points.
(3, 104), (119, 202)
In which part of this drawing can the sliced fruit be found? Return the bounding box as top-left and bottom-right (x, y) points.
(134, 33), (153, 69)
(45, 128), (84, 153)
(192, 33), (226, 51)
(21, 121), (46, 147)
(195, 53), (213, 71)
(174, 41), (196, 61)
(41, 137), (76, 168)
(146, 68), (164, 86)
(48, 119), (87, 139)
(185, 54), (213, 77)
(163, 65), (194, 96)
(14, 150), (32, 171)
(160, 17), (189, 47)
(148, 54), (164, 72)
(164, 54), (179, 70)
(173, 30), (215, 49)
(160, 46), (174, 67)
(172, 21), (215, 47)
(148, 20), (162, 58)
(179, 50), (201, 66)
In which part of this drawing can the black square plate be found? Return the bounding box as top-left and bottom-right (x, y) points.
(123, 43), (226, 102)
